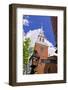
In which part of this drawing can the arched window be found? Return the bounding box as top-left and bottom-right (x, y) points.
(42, 38), (44, 42)
(40, 37), (41, 41)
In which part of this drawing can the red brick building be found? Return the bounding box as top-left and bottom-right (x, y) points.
(33, 29), (57, 74)
(30, 28), (57, 74)
(33, 30), (48, 74)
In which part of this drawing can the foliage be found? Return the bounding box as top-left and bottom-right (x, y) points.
(23, 38), (31, 65)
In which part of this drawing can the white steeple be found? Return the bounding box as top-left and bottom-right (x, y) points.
(37, 25), (45, 43)
(36, 25), (48, 46)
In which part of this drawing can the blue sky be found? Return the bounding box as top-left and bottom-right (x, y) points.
(23, 15), (56, 47)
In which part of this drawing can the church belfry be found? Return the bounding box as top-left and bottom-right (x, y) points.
(38, 32), (44, 42)
(37, 26), (45, 43)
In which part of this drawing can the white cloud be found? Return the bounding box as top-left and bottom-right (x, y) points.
(23, 19), (29, 26)
(48, 47), (57, 56)
(24, 28), (57, 57)
(25, 28), (42, 47)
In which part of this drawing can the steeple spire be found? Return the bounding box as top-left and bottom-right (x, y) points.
(41, 23), (43, 31)
(37, 24), (45, 43)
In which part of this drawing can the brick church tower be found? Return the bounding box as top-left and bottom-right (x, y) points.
(34, 27), (48, 60)
(30, 27), (57, 74)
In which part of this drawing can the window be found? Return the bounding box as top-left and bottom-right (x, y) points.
(42, 38), (44, 42)
(40, 37), (41, 41)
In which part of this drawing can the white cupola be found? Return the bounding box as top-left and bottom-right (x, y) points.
(37, 25), (45, 43)
(36, 25), (48, 46)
